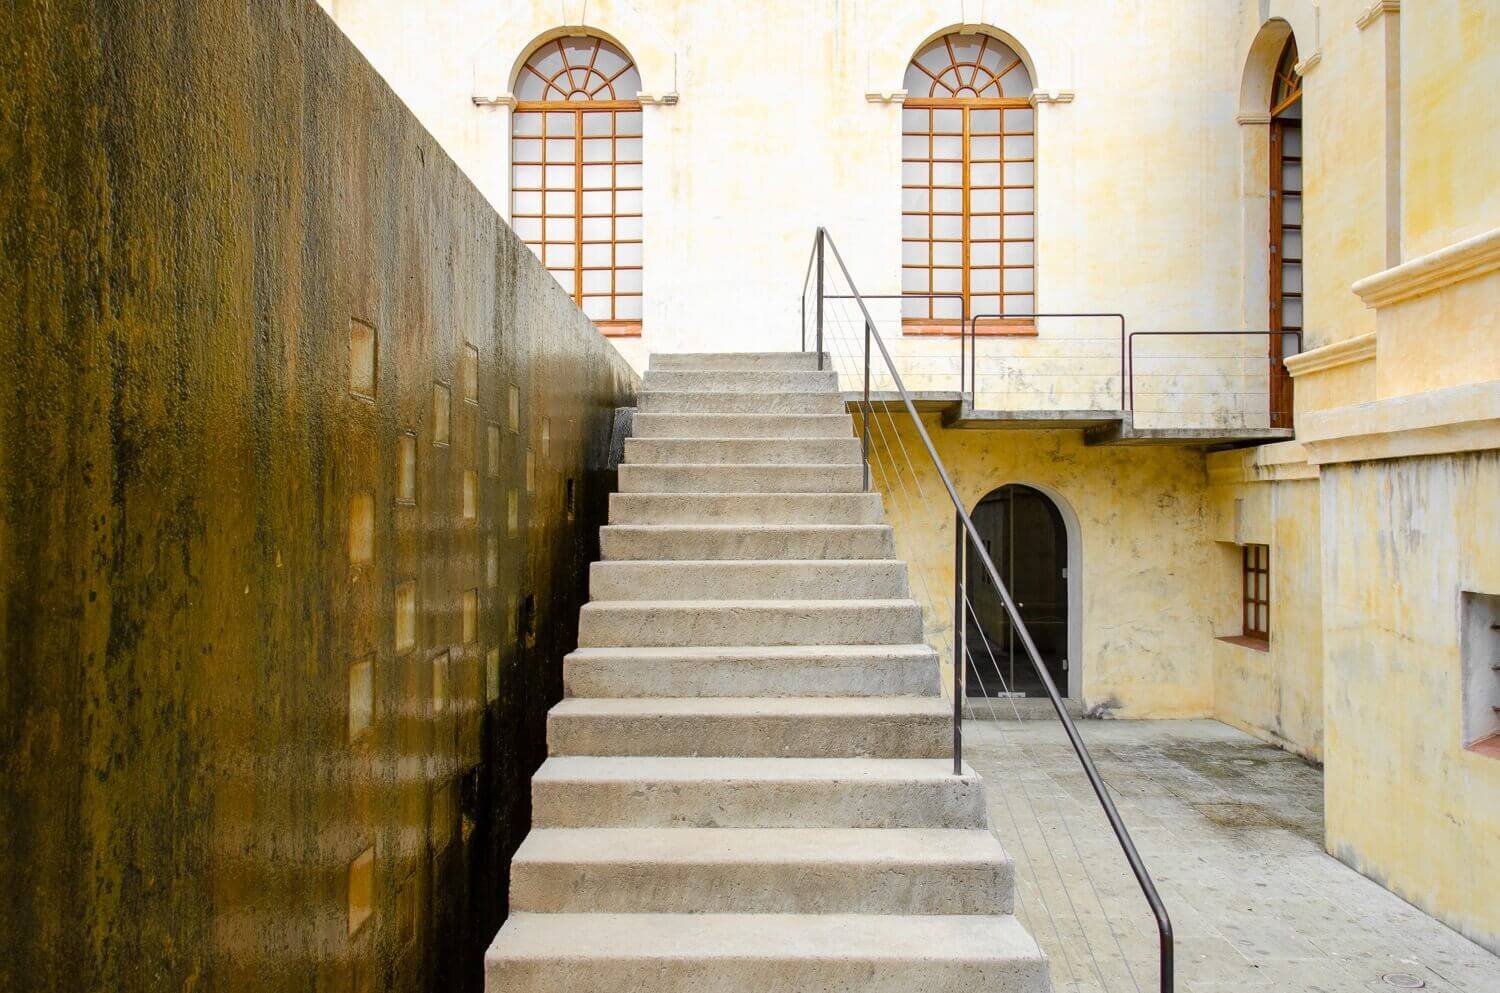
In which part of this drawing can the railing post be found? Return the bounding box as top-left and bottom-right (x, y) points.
(953, 511), (965, 776)
(862, 319), (872, 491)
(815, 230), (825, 372)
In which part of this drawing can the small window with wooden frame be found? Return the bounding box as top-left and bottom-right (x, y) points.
(511, 36), (643, 336)
(1242, 543), (1270, 642)
(901, 33), (1036, 336)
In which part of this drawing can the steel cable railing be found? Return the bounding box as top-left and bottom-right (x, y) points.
(801, 226), (1175, 993)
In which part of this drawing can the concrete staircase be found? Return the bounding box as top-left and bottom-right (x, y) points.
(485, 352), (1050, 992)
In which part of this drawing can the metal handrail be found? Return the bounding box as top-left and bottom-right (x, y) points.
(1126, 329), (1301, 427)
(967, 311), (1128, 410)
(803, 227), (1174, 993)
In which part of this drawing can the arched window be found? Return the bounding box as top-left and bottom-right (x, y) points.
(511, 37), (643, 333)
(901, 33), (1035, 330)
(1268, 36), (1302, 426)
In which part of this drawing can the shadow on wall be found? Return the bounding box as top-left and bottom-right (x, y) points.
(0, 2), (636, 992)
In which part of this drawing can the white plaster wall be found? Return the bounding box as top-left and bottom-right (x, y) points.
(323, 0), (1269, 418)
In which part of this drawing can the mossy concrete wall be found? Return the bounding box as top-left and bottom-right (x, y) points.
(0, 2), (636, 991)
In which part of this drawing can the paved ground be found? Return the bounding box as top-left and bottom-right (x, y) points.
(965, 719), (1500, 993)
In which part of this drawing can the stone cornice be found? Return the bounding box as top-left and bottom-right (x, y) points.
(1207, 442), (1318, 485)
(472, 92), (517, 108)
(1236, 112), (1271, 126)
(865, 90), (907, 104)
(637, 92), (679, 106)
(1294, 51), (1322, 76)
(1299, 380), (1500, 465)
(1284, 332), (1376, 378)
(1356, 0), (1400, 30)
(1352, 227), (1500, 308)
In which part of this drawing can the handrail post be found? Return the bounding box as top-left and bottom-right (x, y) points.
(953, 512), (965, 776)
(862, 318), (872, 491)
(815, 230), (825, 371)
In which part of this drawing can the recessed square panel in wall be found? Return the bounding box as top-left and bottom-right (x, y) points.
(462, 470), (477, 522)
(432, 650), (449, 716)
(542, 419), (551, 458)
(397, 432), (417, 505)
(349, 492), (375, 564)
(486, 647), (499, 703)
(526, 449), (535, 493)
(349, 320), (376, 399)
(509, 384), (520, 434)
(462, 590), (478, 645)
(348, 654), (374, 742)
(487, 424), (501, 478)
(462, 344), (479, 403)
(507, 489), (518, 535)
(347, 846), (374, 936)
(395, 581), (416, 653)
(433, 383), (451, 447)
(486, 536), (498, 588)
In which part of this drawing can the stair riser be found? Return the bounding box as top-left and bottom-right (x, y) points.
(643, 370), (838, 392)
(600, 525), (895, 561)
(619, 464), (865, 494)
(577, 602), (923, 647)
(632, 414), (853, 439)
(609, 493), (886, 525)
(563, 654), (939, 698)
(489, 957), (1048, 993)
(648, 352), (830, 371)
(623, 437), (863, 465)
(637, 391), (846, 414)
(548, 711), (949, 759)
(532, 777), (989, 829)
(589, 560), (909, 601)
(510, 859), (1013, 915)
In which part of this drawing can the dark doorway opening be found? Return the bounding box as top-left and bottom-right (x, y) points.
(965, 484), (1070, 700)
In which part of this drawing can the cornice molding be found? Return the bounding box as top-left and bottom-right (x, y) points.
(637, 92), (679, 106)
(1299, 380), (1500, 465)
(1207, 442), (1319, 485)
(1356, 0), (1400, 30)
(1294, 51), (1322, 76)
(1284, 332), (1376, 378)
(1030, 89), (1076, 106)
(1352, 227), (1500, 308)
(865, 90), (908, 104)
(1236, 111), (1271, 126)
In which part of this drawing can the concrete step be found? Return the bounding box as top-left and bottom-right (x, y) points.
(563, 644), (940, 698)
(637, 391), (846, 414)
(632, 413), (853, 439)
(648, 352), (830, 371)
(509, 827), (1014, 915)
(600, 524), (895, 561)
(547, 697), (951, 758)
(486, 912), (1050, 993)
(609, 492), (886, 525)
(530, 756), (989, 828)
(619, 463), (865, 494)
(589, 559), (909, 601)
(623, 437), (862, 466)
(577, 599), (924, 647)
(642, 369), (839, 393)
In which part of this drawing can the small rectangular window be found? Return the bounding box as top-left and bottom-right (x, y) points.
(1242, 544), (1270, 641)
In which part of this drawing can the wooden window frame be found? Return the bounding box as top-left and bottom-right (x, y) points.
(1242, 543), (1270, 642)
(901, 34), (1036, 334)
(511, 38), (643, 337)
(1267, 36), (1302, 427)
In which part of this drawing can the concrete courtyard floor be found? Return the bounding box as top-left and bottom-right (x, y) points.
(966, 718), (1500, 993)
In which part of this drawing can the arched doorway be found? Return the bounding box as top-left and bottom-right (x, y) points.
(965, 484), (1072, 700)
(510, 35), (644, 334)
(1268, 34), (1303, 426)
(900, 32), (1036, 333)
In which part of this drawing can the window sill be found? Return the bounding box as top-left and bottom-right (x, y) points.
(1217, 634), (1270, 653)
(596, 320), (642, 338)
(902, 320), (1037, 338)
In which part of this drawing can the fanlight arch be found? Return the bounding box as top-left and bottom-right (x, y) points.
(901, 32), (1037, 328)
(510, 35), (644, 332)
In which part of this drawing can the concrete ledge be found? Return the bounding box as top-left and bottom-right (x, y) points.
(1299, 379), (1500, 464)
(1352, 226), (1500, 308)
(1284, 332), (1376, 378)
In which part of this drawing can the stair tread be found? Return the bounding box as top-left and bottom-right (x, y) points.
(514, 827), (1008, 867)
(536, 755), (977, 783)
(488, 910), (1045, 962)
(566, 643), (936, 660)
(551, 696), (950, 717)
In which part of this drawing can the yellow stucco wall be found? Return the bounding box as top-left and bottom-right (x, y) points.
(1320, 453), (1500, 954)
(868, 415), (1216, 718)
